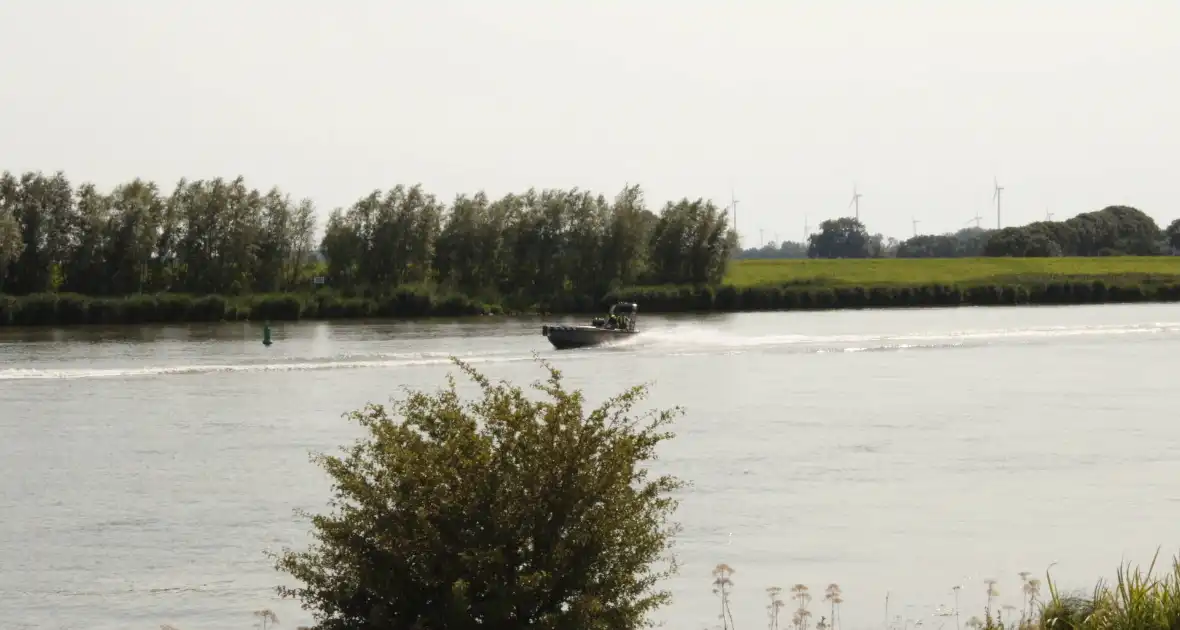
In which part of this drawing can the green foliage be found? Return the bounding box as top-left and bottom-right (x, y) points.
(5, 272), (1180, 326)
(736, 240), (809, 260)
(274, 358), (684, 630)
(896, 227), (993, 258)
(0, 207), (20, 288)
(1166, 219), (1180, 253)
(0, 289), (505, 326)
(646, 198), (735, 284)
(743, 207), (1175, 262)
(984, 206), (1164, 257)
(1039, 550), (1180, 630)
(0, 171), (319, 296)
(0, 171), (733, 304)
(806, 218), (874, 259)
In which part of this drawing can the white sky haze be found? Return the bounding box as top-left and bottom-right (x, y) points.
(2, 0), (1177, 246)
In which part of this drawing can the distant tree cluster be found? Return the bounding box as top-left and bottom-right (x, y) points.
(983, 206), (1173, 257)
(761, 206), (1178, 260)
(735, 240), (809, 259)
(0, 171), (736, 300)
(895, 226), (993, 258)
(804, 218), (894, 259)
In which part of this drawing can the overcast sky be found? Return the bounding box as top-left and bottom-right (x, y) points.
(2, 0), (1177, 246)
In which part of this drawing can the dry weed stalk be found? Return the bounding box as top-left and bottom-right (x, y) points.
(253, 609), (279, 629)
(791, 584), (812, 630)
(824, 583), (843, 630)
(768, 586), (786, 630)
(714, 563), (737, 630)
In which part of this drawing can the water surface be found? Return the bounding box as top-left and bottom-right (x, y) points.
(3, 304), (1179, 630)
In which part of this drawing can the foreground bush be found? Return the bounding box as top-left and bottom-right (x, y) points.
(273, 358), (684, 629)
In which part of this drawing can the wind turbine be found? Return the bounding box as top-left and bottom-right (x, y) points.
(966, 213), (984, 229)
(1045, 207), (1055, 221)
(804, 212), (811, 241)
(992, 177), (1004, 229)
(912, 216), (921, 237)
(849, 184), (863, 221)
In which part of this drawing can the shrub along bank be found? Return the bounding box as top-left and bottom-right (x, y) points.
(0, 288), (500, 327)
(604, 275), (1180, 313)
(3, 274), (1180, 326)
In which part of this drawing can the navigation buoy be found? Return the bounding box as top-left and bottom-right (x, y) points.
(262, 321), (273, 346)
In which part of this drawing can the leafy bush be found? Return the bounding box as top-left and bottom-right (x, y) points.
(273, 359), (685, 629)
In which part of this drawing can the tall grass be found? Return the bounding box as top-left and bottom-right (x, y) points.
(1040, 549), (1180, 630)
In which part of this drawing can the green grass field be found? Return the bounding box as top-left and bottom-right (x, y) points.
(724, 256), (1180, 288)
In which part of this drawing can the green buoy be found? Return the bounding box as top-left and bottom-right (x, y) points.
(262, 321), (273, 346)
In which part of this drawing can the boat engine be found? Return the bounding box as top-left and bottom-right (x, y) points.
(591, 317), (605, 327)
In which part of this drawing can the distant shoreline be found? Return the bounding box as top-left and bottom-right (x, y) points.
(3, 273), (1180, 328)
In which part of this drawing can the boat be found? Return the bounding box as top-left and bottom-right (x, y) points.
(541, 302), (639, 350)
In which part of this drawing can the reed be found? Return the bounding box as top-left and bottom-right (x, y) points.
(6, 264), (1180, 326)
(1040, 548), (1180, 630)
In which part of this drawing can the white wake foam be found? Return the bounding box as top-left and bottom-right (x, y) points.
(3, 321), (1177, 381)
(627, 320), (1180, 352)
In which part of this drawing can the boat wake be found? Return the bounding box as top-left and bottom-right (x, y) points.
(0, 348), (613, 381)
(3, 321), (1177, 381)
(624, 320), (1180, 355)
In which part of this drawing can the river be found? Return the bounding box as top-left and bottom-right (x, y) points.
(2, 303), (1179, 630)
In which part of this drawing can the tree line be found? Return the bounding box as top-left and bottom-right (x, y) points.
(0, 171), (736, 303)
(735, 206), (1180, 259)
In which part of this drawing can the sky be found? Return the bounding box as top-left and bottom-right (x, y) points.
(1, 0), (1178, 247)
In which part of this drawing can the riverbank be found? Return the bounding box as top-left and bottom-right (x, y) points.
(3, 258), (1180, 326)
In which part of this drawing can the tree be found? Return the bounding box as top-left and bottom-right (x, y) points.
(807, 218), (871, 259)
(982, 225), (1063, 257)
(0, 206), (20, 291)
(647, 198), (735, 284)
(1167, 218), (1180, 254)
(982, 205), (1162, 257)
(275, 358), (685, 630)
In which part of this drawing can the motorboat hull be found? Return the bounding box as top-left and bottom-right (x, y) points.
(542, 324), (638, 350)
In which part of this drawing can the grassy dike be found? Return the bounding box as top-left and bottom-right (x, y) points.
(608, 256), (1180, 313)
(3, 257), (1180, 326)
